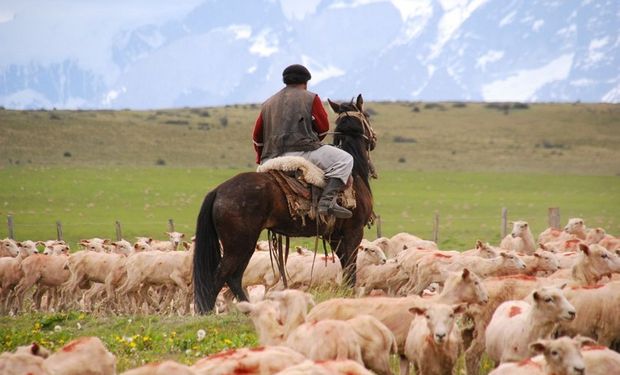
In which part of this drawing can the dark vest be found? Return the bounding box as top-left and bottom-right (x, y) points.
(260, 86), (322, 161)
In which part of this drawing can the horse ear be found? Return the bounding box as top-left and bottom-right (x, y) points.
(355, 94), (364, 111)
(327, 98), (340, 113)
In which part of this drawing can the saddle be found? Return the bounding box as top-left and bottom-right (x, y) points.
(257, 156), (356, 225)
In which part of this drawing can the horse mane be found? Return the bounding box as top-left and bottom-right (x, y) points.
(333, 108), (372, 191)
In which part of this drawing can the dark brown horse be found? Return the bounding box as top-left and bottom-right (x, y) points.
(193, 94), (377, 314)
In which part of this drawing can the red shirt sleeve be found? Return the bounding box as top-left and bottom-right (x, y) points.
(312, 95), (330, 141)
(252, 112), (264, 164)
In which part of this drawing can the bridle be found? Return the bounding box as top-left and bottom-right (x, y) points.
(332, 105), (378, 178)
(333, 104), (377, 149)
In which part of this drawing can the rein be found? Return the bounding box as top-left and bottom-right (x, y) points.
(333, 109), (378, 179)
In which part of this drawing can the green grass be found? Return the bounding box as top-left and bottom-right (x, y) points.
(1, 167), (618, 250)
(0, 311), (257, 372)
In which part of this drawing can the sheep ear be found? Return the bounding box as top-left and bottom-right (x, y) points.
(538, 242), (547, 251)
(575, 335), (597, 347)
(579, 243), (590, 255)
(499, 252), (508, 258)
(327, 98), (341, 113)
(408, 306), (426, 315)
(402, 244), (408, 250)
(532, 291), (540, 302)
(462, 268), (470, 279)
(529, 340), (547, 354)
(559, 282), (568, 290)
(533, 252), (541, 258)
(182, 242), (191, 250)
(31, 342), (40, 355)
(356, 245), (363, 252)
(236, 302), (254, 314)
(453, 303), (468, 314)
(475, 240), (483, 249)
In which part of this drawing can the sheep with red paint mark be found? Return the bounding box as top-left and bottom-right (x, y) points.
(404, 303), (467, 375)
(271, 247), (342, 291)
(485, 285), (576, 364)
(191, 346), (306, 375)
(548, 243), (620, 286)
(120, 360), (196, 375)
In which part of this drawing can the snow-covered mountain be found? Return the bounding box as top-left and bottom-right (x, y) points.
(0, 0), (618, 109)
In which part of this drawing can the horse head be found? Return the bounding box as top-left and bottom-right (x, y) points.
(327, 94), (378, 181)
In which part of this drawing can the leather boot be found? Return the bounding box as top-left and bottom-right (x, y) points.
(318, 178), (353, 219)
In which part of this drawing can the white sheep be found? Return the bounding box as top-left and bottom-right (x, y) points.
(404, 303), (467, 375)
(485, 285), (576, 364)
(191, 346), (306, 375)
(501, 220), (537, 255)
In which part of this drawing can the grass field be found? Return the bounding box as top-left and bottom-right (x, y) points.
(1, 102), (619, 373)
(1, 167), (618, 250)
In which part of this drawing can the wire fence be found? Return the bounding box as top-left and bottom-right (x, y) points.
(5, 207), (573, 250)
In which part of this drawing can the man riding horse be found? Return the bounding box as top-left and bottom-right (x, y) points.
(252, 64), (353, 219)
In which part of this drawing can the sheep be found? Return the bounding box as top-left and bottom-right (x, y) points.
(109, 239), (133, 256)
(0, 238), (19, 257)
(0, 242), (39, 313)
(488, 335), (593, 375)
(61, 250), (127, 310)
(308, 268), (488, 374)
(538, 218), (587, 244)
(520, 250), (560, 276)
(11, 252), (71, 312)
(410, 251), (526, 296)
(79, 238), (111, 253)
(120, 360), (196, 375)
(557, 281), (620, 350)
(485, 285), (576, 364)
(548, 243), (620, 286)
(237, 299), (363, 364)
(394, 248), (461, 295)
(43, 336), (116, 375)
(191, 346), (307, 375)
(272, 248), (342, 291)
(586, 228), (620, 251)
(463, 274), (553, 375)
(389, 232), (438, 254)
(357, 258), (401, 296)
(138, 232), (185, 252)
(0, 350), (48, 375)
(404, 303), (467, 375)
(356, 242), (395, 295)
(242, 249), (281, 291)
(117, 249), (193, 313)
(580, 341), (620, 374)
(274, 359), (374, 375)
(264, 289), (315, 333)
(238, 296), (395, 373)
(501, 220), (536, 255)
(461, 240), (501, 258)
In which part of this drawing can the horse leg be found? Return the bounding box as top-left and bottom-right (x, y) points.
(332, 230), (363, 287)
(218, 233), (258, 303)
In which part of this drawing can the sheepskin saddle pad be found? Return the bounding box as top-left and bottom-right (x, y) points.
(257, 156), (356, 222)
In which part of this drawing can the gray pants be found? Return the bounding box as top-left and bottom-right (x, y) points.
(263, 145), (353, 184)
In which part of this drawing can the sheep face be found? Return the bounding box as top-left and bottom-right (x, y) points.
(533, 251), (560, 273)
(475, 241), (499, 258)
(1, 239), (19, 257)
(530, 336), (592, 375)
(585, 228), (606, 245)
(357, 244), (387, 265)
(166, 231), (185, 249)
(236, 300), (285, 345)
(510, 221), (530, 238)
(564, 218), (585, 235)
(532, 286), (576, 322)
(445, 268), (489, 305)
(409, 304), (466, 345)
(499, 252), (527, 271)
(579, 243), (619, 274)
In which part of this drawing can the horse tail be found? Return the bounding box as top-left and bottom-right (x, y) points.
(193, 189), (221, 314)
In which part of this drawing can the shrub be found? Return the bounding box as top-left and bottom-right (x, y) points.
(393, 136), (417, 143)
(220, 117), (229, 127)
(63, 151), (72, 158)
(155, 158), (166, 166)
(398, 157), (406, 163)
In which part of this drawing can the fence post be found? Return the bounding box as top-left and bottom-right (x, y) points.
(7, 215), (15, 240)
(501, 207), (508, 238)
(115, 220), (123, 241)
(56, 220), (63, 241)
(548, 207), (561, 229)
(168, 218), (175, 232)
(432, 211), (439, 243)
(375, 215), (382, 239)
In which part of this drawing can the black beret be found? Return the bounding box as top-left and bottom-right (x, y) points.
(282, 64), (311, 84)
